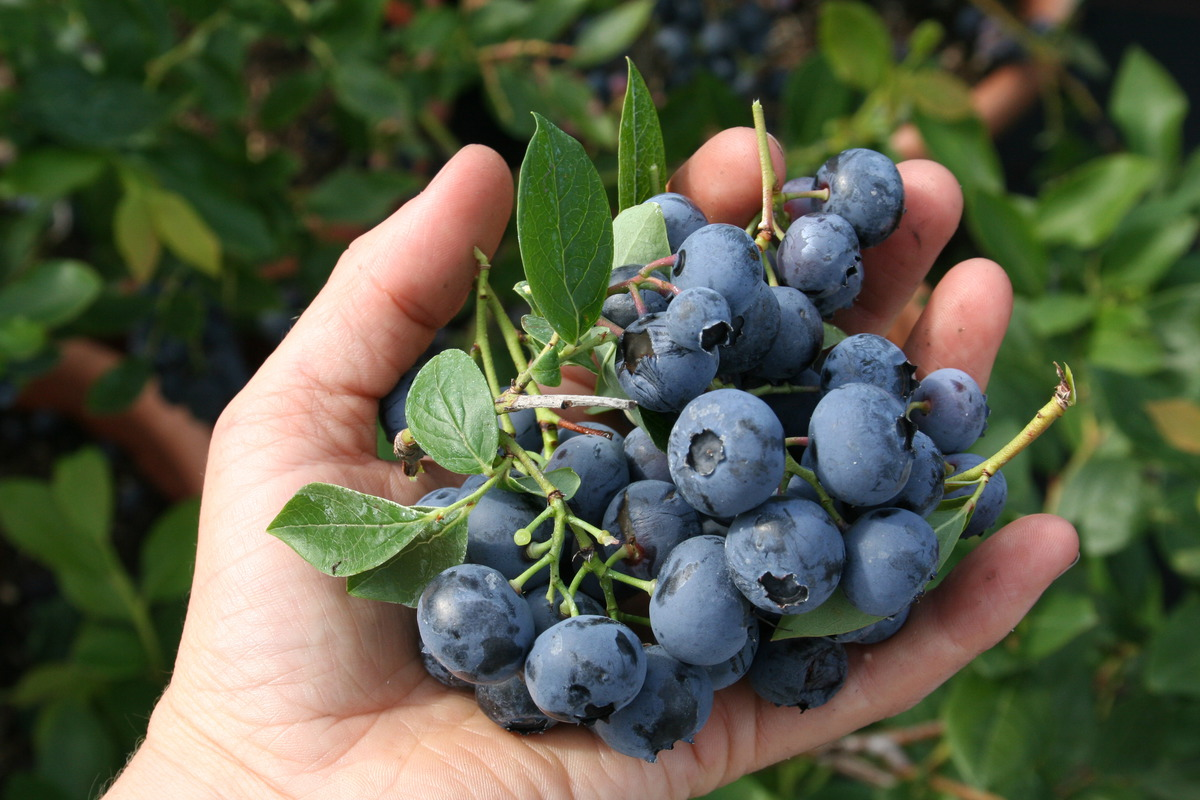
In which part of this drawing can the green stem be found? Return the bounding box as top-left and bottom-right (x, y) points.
(752, 100), (784, 246)
(510, 550), (555, 592)
(473, 251), (510, 434)
(784, 455), (848, 529)
(948, 364), (1077, 485)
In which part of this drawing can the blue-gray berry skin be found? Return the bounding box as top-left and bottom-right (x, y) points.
(416, 486), (462, 507)
(841, 508), (939, 618)
(416, 563), (535, 685)
(645, 192), (709, 252)
(813, 148), (905, 248)
(748, 636), (848, 709)
(545, 433), (630, 526)
(559, 421), (625, 449)
(419, 639), (473, 690)
(820, 333), (918, 399)
(944, 453), (1008, 538)
(466, 487), (552, 585)
(475, 673), (558, 735)
(782, 176), (820, 222)
(525, 590), (605, 636)
(717, 281), (781, 375)
(909, 367), (990, 454)
(705, 618), (760, 690)
(524, 615), (647, 724)
(671, 223), (765, 315)
(832, 604), (911, 645)
(666, 286), (733, 352)
(593, 645), (715, 762)
(808, 383), (916, 507)
(725, 496), (845, 615)
(650, 535), (754, 666)
(616, 313), (720, 413)
(667, 389), (785, 519)
(505, 407), (544, 452)
(775, 212), (863, 318)
(755, 286), (824, 381)
(600, 480), (702, 581)
(867, 430), (945, 518)
(623, 425), (673, 483)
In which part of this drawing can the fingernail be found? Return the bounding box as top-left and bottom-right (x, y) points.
(1055, 552), (1081, 579)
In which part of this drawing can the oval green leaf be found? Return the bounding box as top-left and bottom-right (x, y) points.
(617, 58), (666, 211)
(818, 1), (893, 90)
(407, 349), (500, 475)
(612, 203), (670, 269)
(346, 511), (469, 606)
(517, 114), (614, 344)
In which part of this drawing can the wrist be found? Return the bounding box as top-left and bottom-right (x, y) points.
(100, 687), (280, 800)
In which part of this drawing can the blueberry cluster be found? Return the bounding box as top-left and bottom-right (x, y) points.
(411, 147), (1007, 762)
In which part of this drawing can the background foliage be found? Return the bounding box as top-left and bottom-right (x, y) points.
(2, 1), (1198, 798)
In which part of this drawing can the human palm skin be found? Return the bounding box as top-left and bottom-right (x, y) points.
(102, 130), (1077, 800)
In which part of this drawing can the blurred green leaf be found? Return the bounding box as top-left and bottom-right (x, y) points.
(1020, 591), (1098, 661)
(1025, 292), (1097, 337)
(258, 69), (323, 131)
(0, 316), (46, 364)
(0, 148), (108, 200)
(305, 168), (419, 225)
(149, 187), (223, 277)
(71, 623), (147, 681)
(905, 68), (973, 120)
(1100, 215), (1198, 292)
(944, 671), (1040, 792)
(1144, 398), (1200, 455)
(779, 54), (856, 151)
(1089, 305), (1164, 375)
(914, 111), (1004, 194)
(570, 0), (654, 69)
(33, 697), (120, 800)
(22, 65), (167, 147)
(0, 260), (103, 328)
(87, 356), (153, 415)
(140, 497), (200, 603)
(332, 59), (412, 124)
(7, 663), (103, 708)
(1146, 597), (1200, 697)
(114, 185), (162, 282)
(818, 1), (893, 91)
(1111, 46), (1188, 164)
(52, 447), (111, 546)
(1036, 154), (1159, 249)
(964, 187), (1047, 293)
(1056, 456), (1145, 556)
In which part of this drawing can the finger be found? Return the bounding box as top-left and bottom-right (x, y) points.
(253, 145), (514, 401)
(667, 127), (786, 226)
(728, 513), (1078, 776)
(833, 160), (964, 336)
(902, 258), (1013, 390)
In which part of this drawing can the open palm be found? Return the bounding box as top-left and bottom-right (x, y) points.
(103, 131), (1077, 800)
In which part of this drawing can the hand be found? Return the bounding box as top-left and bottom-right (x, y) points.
(102, 131), (1078, 800)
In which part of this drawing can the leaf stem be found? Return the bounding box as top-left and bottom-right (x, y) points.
(473, 249), (509, 432)
(784, 455), (848, 529)
(752, 100), (784, 246)
(947, 364), (1076, 485)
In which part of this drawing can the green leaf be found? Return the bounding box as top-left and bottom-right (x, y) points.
(612, 203), (670, 269)
(332, 59), (412, 124)
(944, 671), (1040, 792)
(914, 111), (1004, 195)
(305, 168), (419, 225)
(407, 349), (500, 475)
(771, 588), (882, 640)
(71, 622), (148, 680)
(0, 316), (46, 363)
(345, 512), (468, 606)
(905, 68), (973, 120)
(531, 347), (562, 387)
(963, 188), (1047, 293)
(0, 260), (101, 328)
(140, 498), (200, 603)
(268, 483), (454, 576)
(517, 114), (614, 345)
(7, 663), (104, 707)
(570, 0), (654, 68)
(33, 698), (121, 800)
(0, 148), (107, 200)
(114, 187), (162, 282)
(779, 54), (856, 149)
(818, 1), (893, 90)
(1089, 305), (1163, 376)
(149, 187), (222, 277)
(1110, 46), (1188, 164)
(1025, 292), (1098, 337)
(930, 496), (973, 569)
(1100, 215), (1199, 292)
(1145, 597), (1200, 697)
(86, 356), (153, 415)
(521, 314), (557, 347)
(617, 58), (666, 211)
(1019, 591), (1098, 662)
(22, 65), (167, 147)
(1036, 154), (1160, 249)
(1056, 456), (1146, 556)
(508, 467), (581, 501)
(52, 447), (111, 546)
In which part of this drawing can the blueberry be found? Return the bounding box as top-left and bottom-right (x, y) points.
(909, 368), (990, 454)
(775, 212), (863, 318)
(813, 148), (905, 248)
(616, 312), (720, 413)
(644, 192), (708, 252)
(748, 636), (848, 709)
(841, 508), (939, 618)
